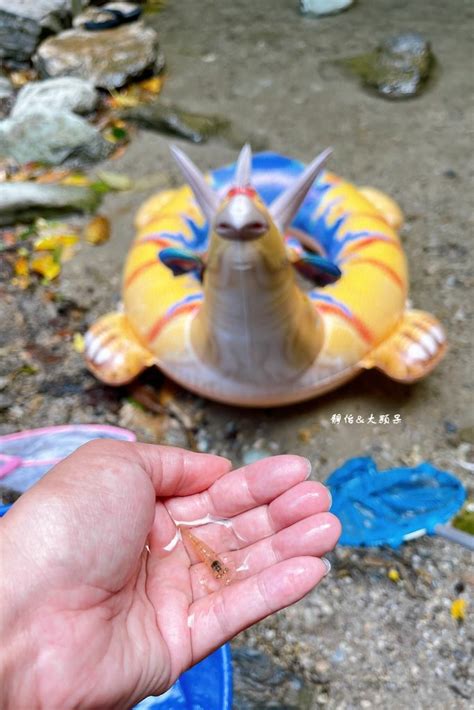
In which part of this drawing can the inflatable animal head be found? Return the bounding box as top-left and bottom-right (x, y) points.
(167, 144), (341, 287)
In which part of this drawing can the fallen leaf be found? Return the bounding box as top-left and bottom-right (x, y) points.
(103, 119), (130, 144)
(14, 256), (29, 277)
(95, 170), (133, 191)
(30, 254), (61, 280)
(72, 333), (85, 354)
(34, 234), (78, 251)
(451, 598), (467, 622)
(139, 75), (165, 94)
(61, 173), (90, 187)
(36, 169), (72, 184)
(85, 215), (111, 245)
(388, 568), (400, 583)
(9, 68), (38, 87)
(108, 89), (141, 109)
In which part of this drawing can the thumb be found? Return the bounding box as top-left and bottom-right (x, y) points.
(129, 442), (232, 497)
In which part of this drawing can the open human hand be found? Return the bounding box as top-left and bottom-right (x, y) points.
(0, 441), (340, 709)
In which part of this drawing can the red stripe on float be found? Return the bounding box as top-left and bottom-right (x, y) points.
(134, 236), (173, 248)
(316, 303), (373, 344)
(341, 236), (401, 254)
(125, 259), (160, 288)
(345, 257), (404, 289)
(147, 303), (200, 343)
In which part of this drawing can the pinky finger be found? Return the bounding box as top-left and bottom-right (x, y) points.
(188, 556), (330, 662)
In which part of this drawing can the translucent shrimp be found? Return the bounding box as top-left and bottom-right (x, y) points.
(179, 526), (232, 584)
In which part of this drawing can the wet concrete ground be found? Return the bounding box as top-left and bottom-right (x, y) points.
(1, 0), (473, 707)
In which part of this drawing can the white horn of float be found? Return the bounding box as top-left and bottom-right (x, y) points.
(270, 147), (333, 232)
(170, 145), (220, 222)
(234, 143), (253, 187)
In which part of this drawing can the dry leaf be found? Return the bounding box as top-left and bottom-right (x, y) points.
(9, 68), (38, 88)
(14, 256), (29, 277)
(108, 89), (141, 109)
(36, 169), (72, 184)
(451, 598), (467, 622)
(95, 170), (132, 191)
(139, 75), (165, 94)
(30, 254), (61, 280)
(85, 215), (111, 245)
(72, 333), (85, 354)
(387, 568), (400, 583)
(34, 234), (78, 251)
(61, 174), (90, 187)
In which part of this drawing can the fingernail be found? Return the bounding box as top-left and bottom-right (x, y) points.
(322, 558), (331, 575)
(304, 459), (312, 479)
(326, 487), (332, 508)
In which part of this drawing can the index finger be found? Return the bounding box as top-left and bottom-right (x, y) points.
(166, 455), (311, 521)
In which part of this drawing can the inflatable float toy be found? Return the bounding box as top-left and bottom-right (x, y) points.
(85, 146), (447, 407)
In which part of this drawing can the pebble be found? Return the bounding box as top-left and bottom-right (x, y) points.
(0, 76), (13, 100)
(340, 32), (434, 99)
(0, 109), (111, 167)
(12, 77), (98, 118)
(0, 0), (72, 63)
(0, 182), (101, 226)
(300, 0), (353, 16)
(34, 21), (164, 90)
(121, 101), (230, 144)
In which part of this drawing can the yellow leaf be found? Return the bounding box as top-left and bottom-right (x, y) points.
(139, 75), (164, 94)
(95, 170), (132, 191)
(72, 333), (85, 354)
(451, 598), (467, 621)
(85, 215), (111, 245)
(14, 256), (29, 277)
(62, 174), (90, 187)
(388, 568), (400, 583)
(30, 254), (61, 280)
(9, 69), (38, 87)
(34, 234), (79, 251)
(109, 90), (141, 108)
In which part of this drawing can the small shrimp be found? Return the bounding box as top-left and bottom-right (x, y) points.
(179, 526), (232, 584)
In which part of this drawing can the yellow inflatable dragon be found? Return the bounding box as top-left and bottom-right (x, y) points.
(85, 146), (446, 406)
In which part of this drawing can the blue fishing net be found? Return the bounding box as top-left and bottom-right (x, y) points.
(135, 645), (232, 709)
(327, 457), (466, 548)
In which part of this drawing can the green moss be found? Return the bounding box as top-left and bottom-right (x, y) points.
(452, 505), (474, 536)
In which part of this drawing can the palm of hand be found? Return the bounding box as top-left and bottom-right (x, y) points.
(1, 442), (339, 709)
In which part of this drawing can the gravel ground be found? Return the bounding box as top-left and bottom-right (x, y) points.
(1, 0), (473, 707)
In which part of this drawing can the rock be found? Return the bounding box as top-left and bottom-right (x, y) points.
(0, 77), (13, 101)
(232, 646), (310, 709)
(0, 183), (101, 226)
(0, 0), (74, 63)
(340, 32), (434, 99)
(34, 21), (164, 90)
(121, 101), (230, 143)
(12, 77), (98, 119)
(0, 76), (14, 118)
(300, 0), (353, 17)
(0, 109), (111, 166)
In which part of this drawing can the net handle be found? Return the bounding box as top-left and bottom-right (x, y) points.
(435, 524), (474, 551)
